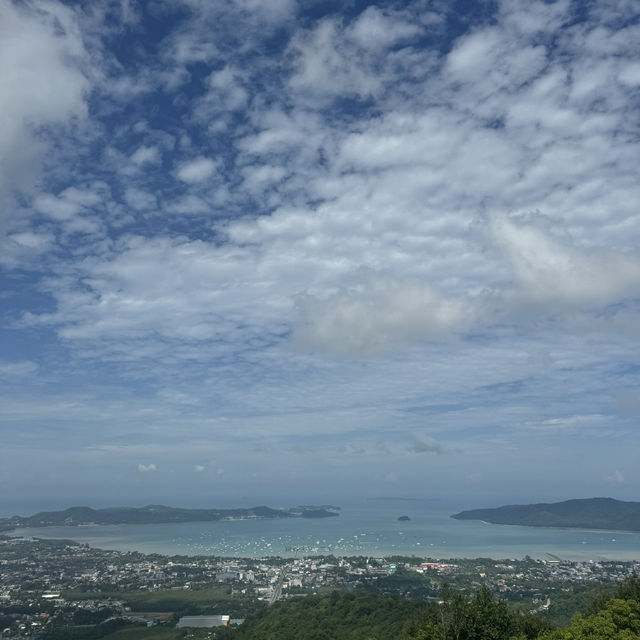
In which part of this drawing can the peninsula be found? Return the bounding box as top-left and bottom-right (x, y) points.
(451, 497), (640, 532)
(0, 504), (339, 530)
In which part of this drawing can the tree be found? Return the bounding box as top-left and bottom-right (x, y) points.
(469, 585), (513, 640)
(537, 599), (640, 640)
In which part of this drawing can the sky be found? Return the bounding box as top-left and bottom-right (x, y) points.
(1, 0), (639, 512)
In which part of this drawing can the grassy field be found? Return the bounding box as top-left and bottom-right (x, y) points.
(101, 628), (186, 640)
(100, 625), (230, 640)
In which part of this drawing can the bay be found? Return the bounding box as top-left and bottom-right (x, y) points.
(8, 501), (640, 561)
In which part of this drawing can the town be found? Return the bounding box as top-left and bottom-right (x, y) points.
(1, 534), (639, 638)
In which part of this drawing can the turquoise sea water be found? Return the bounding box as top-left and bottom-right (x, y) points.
(8, 502), (640, 561)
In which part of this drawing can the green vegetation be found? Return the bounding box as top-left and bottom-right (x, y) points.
(3, 504), (339, 528)
(62, 586), (262, 617)
(232, 585), (553, 640)
(100, 628), (190, 640)
(358, 565), (437, 599)
(543, 584), (617, 626)
(236, 591), (433, 640)
(64, 586), (230, 606)
(452, 498), (640, 531)
(42, 619), (144, 639)
(231, 576), (640, 640)
(43, 622), (218, 640)
(534, 599), (640, 639)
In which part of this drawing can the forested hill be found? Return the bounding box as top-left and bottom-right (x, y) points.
(2, 504), (339, 528)
(451, 497), (640, 531)
(234, 578), (640, 640)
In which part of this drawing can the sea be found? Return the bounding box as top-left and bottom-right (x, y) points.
(5, 500), (640, 561)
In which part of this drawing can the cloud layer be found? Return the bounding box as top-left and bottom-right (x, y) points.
(1, 0), (639, 505)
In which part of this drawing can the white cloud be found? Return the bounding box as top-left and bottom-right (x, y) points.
(8, 231), (52, 250)
(618, 62), (640, 87)
(1, 231), (55, 267)
(295, 280), (475, 354)
(0, 361), (38, 379)
(206, 67), (248, 111)
(194, 465), (205, 472)
(33, 187), (101, 222)
(118, 0), (140, 26)
(17, 0), (640, 366)
(241, 164), (287, 193)
(605, 470), (625, 485)
(33, 193), (82, 221)
(0, 0), (89, 217)
(231, 0), (296, 24)
(22, 235), (290, 346)
(176, 157), (218, 183)
(408, 434), (446, 454)
(348, 6), (423, 50)
(488, 213), (640, 311)
(288, 20), (382, 99)
(124, 187), (157, 211)
(446, 28), (505, 80)
(3, 0), (640, 499)
(130, 145), (161, 165)
(530, 414), (608, 434)
(165, 195), (212, 216)
(138, 463), (157, 472)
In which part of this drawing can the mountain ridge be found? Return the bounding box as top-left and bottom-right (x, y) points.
(0, 504), (340, 530)
(451, 497), (640, 531)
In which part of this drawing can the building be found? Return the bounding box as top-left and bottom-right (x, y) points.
(176, 615), (230, 628)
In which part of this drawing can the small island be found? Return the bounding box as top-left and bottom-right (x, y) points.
(451, 497), (640, 532)
(0, 504), (340, 530)
(397, 515), (411, 521)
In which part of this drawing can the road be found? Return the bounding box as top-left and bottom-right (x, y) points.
(269, 572), (285, 605)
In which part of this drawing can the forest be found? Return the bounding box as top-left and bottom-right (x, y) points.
(451, 498), (640, 532)
(230, 574), (640, 640)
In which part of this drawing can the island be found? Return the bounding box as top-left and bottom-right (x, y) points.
(0, 504), (340, 529)
(398, 515), (411, 521)
(451, 497), (640, 532)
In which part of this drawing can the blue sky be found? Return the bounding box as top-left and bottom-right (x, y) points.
(1, 0), (640, 511)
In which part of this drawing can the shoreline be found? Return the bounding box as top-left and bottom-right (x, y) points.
(6, 504), (640, 563)
(471, 519), (638, 535)
(8, 518), (640, 536)
(6, 530), (640, 563)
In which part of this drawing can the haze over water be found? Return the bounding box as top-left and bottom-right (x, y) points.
(11, 502), (640, 562)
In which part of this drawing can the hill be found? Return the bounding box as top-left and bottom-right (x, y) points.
(451, 497), (640, 531)
(1, 504), (339, 528)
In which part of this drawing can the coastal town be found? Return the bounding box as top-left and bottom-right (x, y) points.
(1, 534), (639, 638)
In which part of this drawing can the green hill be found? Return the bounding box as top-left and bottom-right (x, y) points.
(451, 497), (640, 531)
(2, 504), (339, 528)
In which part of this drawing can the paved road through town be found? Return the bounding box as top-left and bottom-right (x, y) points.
(269, 572), (285, 605)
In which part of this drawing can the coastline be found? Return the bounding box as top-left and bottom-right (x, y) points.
(6, 534), (640, 562)
(7, 525), (640, 562)
(4, 502), (640, 562)
(469, 519), (638, 536)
